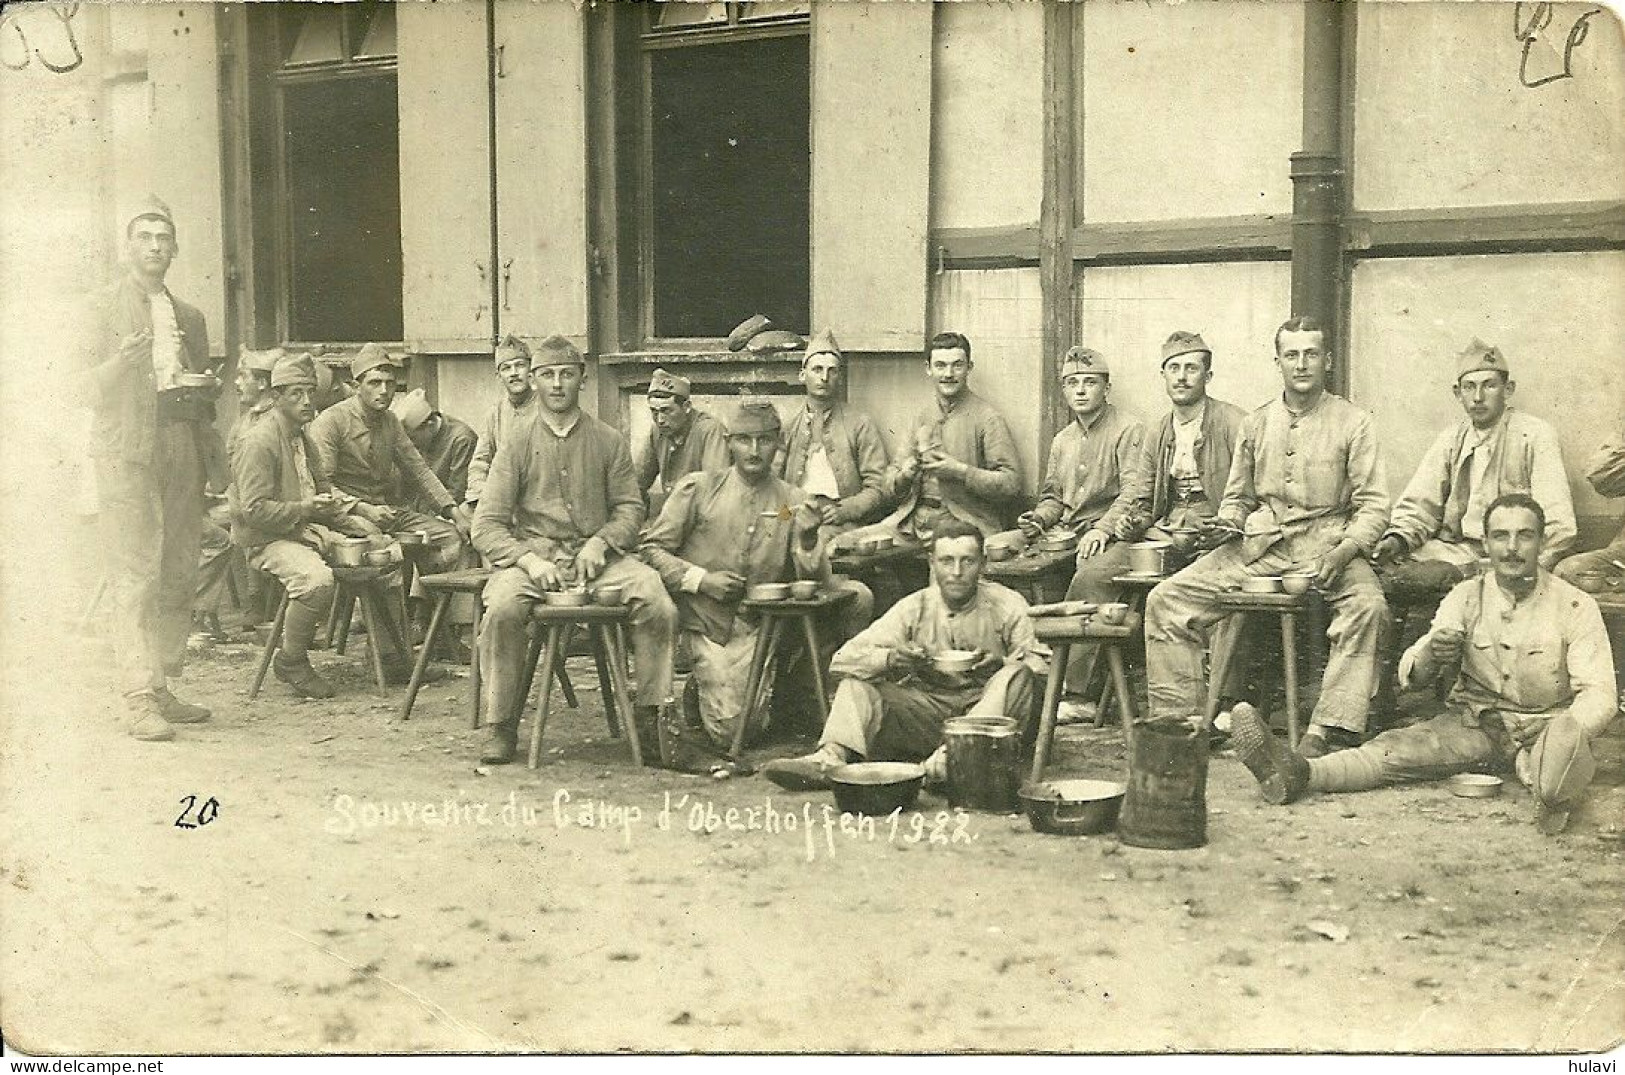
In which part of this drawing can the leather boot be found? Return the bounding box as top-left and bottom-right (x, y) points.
(480, 721), (518, 765)
(277, 598), (337, 698)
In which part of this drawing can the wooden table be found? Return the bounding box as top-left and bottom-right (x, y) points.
(984, 546), (1076, 604)
(1029, 611), (1141, 782)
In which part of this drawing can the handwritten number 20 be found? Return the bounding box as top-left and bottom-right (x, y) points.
(175, 795), (220, 829)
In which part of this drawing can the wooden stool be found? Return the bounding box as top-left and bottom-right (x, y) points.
(516, 605), (640, 770)
(400, 567), (490, 723)
(1203, 590), (1320, 748)
(251, 565), (399, 697)
(733, 589), (855, 759)
(1086, 573), (1166, 722)
(1029, 611), (1141, 782)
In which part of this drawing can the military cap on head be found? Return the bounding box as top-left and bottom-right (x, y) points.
(729, 398), (783, 436)
(125, 194), (175, 233)
(350, 342), (397, 380)
(391, 387), (434, 432)
(494, 333), (532, 367)
(646, 368), (691, 400)
(804, 328), (841, 363)
(531, 334), (585, 368)
(271, 352), (318, 389)
(1059, 346), (1110, 380)
(1455, 338), (1510, 381)
(1161, 331), (1211, 365)
(241, 347), (285, 376)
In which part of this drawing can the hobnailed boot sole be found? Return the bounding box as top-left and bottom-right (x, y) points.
(1229, 703), (1297, 805)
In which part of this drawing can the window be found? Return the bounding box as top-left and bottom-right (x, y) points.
(636, 3), (810, 342)
(245, 2), (402, 346)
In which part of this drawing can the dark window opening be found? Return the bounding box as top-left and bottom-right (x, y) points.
(282, 75), (402, 342)
(648, 35), (809, 339)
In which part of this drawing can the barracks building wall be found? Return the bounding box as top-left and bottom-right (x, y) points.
(8, 1), (1624, 552)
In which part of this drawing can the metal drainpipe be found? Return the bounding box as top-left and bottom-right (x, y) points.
(1291, 0), (1348, 383)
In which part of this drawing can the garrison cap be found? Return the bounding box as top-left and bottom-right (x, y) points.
(1060, 346), (1110, 380)
(531, 335), (585, 368)
(804, 328), (842, 363)
(494, 334), (532, 368)
(271, 352), (319, 389)
(125, 194), (174, 233)
(1455, 339), (1510, 381)
(1161, 331), (1211, 365)
(647, 368), (691, 400)
(241, 347), (284, 376)
(350, 342), (398, 380)
(729, 398), (782, 436)
(391, 388), (434, 432)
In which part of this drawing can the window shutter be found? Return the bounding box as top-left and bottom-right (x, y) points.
(397, 1), (493, 353)
(493, 0), (590, 348)
(810, 2), (932, 353)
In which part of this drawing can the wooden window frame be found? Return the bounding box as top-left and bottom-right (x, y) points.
(224, 4), (403, 354)
(618, 4), (811, 353)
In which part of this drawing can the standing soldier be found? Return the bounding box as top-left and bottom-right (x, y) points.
(466, 334), (540, 514)
(87, 196), (216, 740)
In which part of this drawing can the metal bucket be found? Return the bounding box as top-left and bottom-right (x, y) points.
(943, 716), (1022, 812)
(1118, 718), (1208, 849)
(1127, 540), (1172, 576)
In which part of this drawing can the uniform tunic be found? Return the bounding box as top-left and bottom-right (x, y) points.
(634, 408), (729, 512)
(1311, 571), (1615, 807)
(1145, 393), (1392, 734)
(640, 469), (833, 746)
(472, 411), (675, 721)
(820, 581), (1044, 761)
(879, 390), (1023, 538)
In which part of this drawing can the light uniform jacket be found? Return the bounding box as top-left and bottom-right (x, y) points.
(640, 469), (830, 645)
(1385, 409), (1575, 565)
(309, 394), (454, 514)
(86, 275), (214, 466)
(878, 390), (1023, 536)
(829, 580), (1045, 685)
(230, 406), (333, 550)
(1029, 404), (1148, 539)
(1217, 393), (1391, 562)
(776, 402), (893, 526)
(466, 393), (538, 506)
(1399, 570), (1616, 737)
(635, 409), (729, 505)
(471, 412), (645, 567)
(1141, 397), (1247, 528)
(409, 414), (479, 512)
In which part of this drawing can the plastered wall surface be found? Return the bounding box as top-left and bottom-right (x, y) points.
(1080, 0), (1303, 222)
(1354, 1), (1625, 210)
(930, 1), (1042, 231)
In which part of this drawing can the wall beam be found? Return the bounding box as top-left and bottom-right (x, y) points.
(1038, 1), (1076, 455)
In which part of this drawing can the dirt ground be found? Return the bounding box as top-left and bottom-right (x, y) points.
(3, 610), (1623, 1056)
